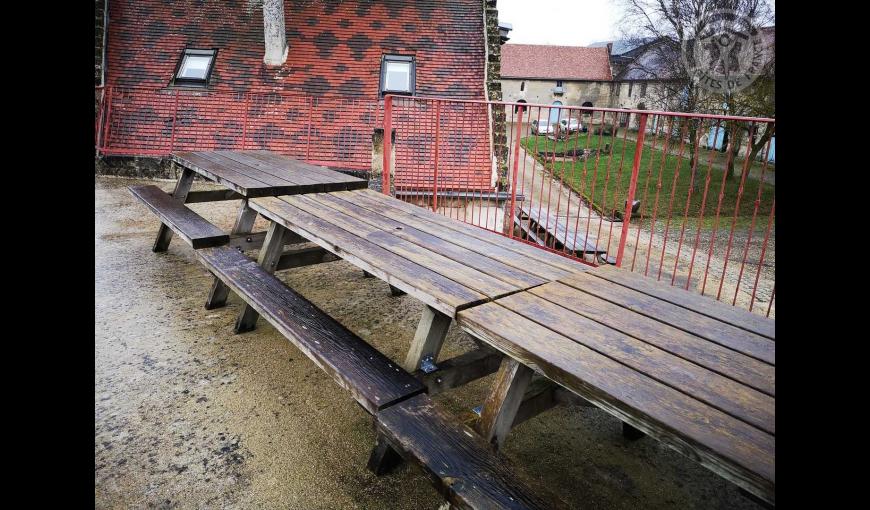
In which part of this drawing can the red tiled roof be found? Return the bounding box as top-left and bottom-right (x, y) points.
(103, 0), (494, 191)
(106, 0), (486, 98)
(500, 44), (613, 81)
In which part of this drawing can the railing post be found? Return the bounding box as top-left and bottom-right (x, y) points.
(382, 94), (393, 195)
(306, 96), (314, 160)
(615, 112), (648, 267)
(432, 100), (440, 212)
(506, 104), (525, 238)
(101, 85), (114, 154)
(241, 94), (250, 150)
(169, 89), (179, 153)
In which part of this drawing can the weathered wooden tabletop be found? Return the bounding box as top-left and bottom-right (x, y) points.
(457, 264), (775, 504)
(249, 188), (590, 318)
(171, 150), (368, 197)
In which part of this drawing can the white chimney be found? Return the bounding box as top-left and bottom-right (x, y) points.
(262, 0), (288, 66)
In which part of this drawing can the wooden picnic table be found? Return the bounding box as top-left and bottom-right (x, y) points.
(151, 150), (367, 307)
(246, 188), (591, 374)
(457, 264), (775, 505)
(132, 154), (775, 505)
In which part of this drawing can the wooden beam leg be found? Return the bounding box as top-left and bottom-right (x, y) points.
(152, 165), (195, 252)
(415, 348), (503, 396)
(234, 221), (289, 333)
(205, 200), (258, 310)
(403, 305), (452, 372)
(366, 434), (404, 476)
(475, 357), (533, 448)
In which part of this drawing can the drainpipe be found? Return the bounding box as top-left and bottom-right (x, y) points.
(262, 0), (288, 66)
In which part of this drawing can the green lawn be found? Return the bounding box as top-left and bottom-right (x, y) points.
(520, 134), (775, 223)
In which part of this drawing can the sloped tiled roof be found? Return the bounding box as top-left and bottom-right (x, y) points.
(500, 44), (612, 81)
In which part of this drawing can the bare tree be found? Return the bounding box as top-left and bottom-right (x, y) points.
(617, 0), (775, 180)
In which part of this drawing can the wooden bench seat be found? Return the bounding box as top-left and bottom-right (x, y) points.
(129, 185), (229, 249)
(372, 393), (562, 510)
(195, 246), (425, 414)
(515, 203), (608, 257)
(194, 245), (560, 508)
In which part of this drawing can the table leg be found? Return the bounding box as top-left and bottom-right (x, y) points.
(475, 357), (533, 448)
(235, 221), (289, 333)
(205, 199), (259, 310)
(153, 164), (195, 252)
(403, 305), (451, 372)
(366, 434), (404, 475)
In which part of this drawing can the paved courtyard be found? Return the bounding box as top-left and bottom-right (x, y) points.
(96, 175), (764, 509)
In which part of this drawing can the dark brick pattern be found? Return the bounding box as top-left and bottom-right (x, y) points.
(102, 0), (494, 190)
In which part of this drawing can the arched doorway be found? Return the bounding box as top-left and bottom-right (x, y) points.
(549, 100), (563, 125)
(514, 99), (527, 114)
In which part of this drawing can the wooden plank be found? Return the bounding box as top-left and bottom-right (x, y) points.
(305, 193), (547, 290)
(498, 288), (774, 434)
(456, 303), (774, 504)
(246, 150), (367, 187)
(129, 185), (228, 249)
(285, 194), (520, 300)
(476, 357), (534, 446)
(415, 348), (504, 396)
(514, 214), (547, 247)
(185, 189), (244, 203)
(337, 191), (571, 282)
(340, 189), (589, 275)
(375, 393), (562, 510)
(171, 152), (272, 195)
(211, 151), (325, 187)
(559, 272), (775, 365)
(404, 305), (452, 372)
(228, 231), (268, 250)
(520, 204), (603, 254)
(193, 151), (313, 191)
(275, 245), (339, 271)
(528, 282), (774, 396)
(196, 246), (425, 414)
(590, 265), (775, 339)
(249, 196), (483, 317)
(235, 221), (290, 332)
(153, 165), (195, 252)
(206, 199), (259, 309)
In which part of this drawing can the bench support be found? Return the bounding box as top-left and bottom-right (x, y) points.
(235, 221), (289, 333)
(366, 434), (404, 476)
(205, 199), (259, 310)
(153, 165), (194, 252)
(403, 305), (452, 373)
(414, 348), (503, 396)
(476, 357), (534, 447)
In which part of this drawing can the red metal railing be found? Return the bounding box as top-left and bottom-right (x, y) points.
(95, 86), (775, 317)
(381, 96), (776, 317)
(95, 85), (379, 172)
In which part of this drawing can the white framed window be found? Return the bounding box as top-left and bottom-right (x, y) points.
(380, 55), (415, 96)
(173, 48), (217, 87)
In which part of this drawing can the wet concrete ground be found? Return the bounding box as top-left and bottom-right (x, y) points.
(95, 175), (763, 509)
